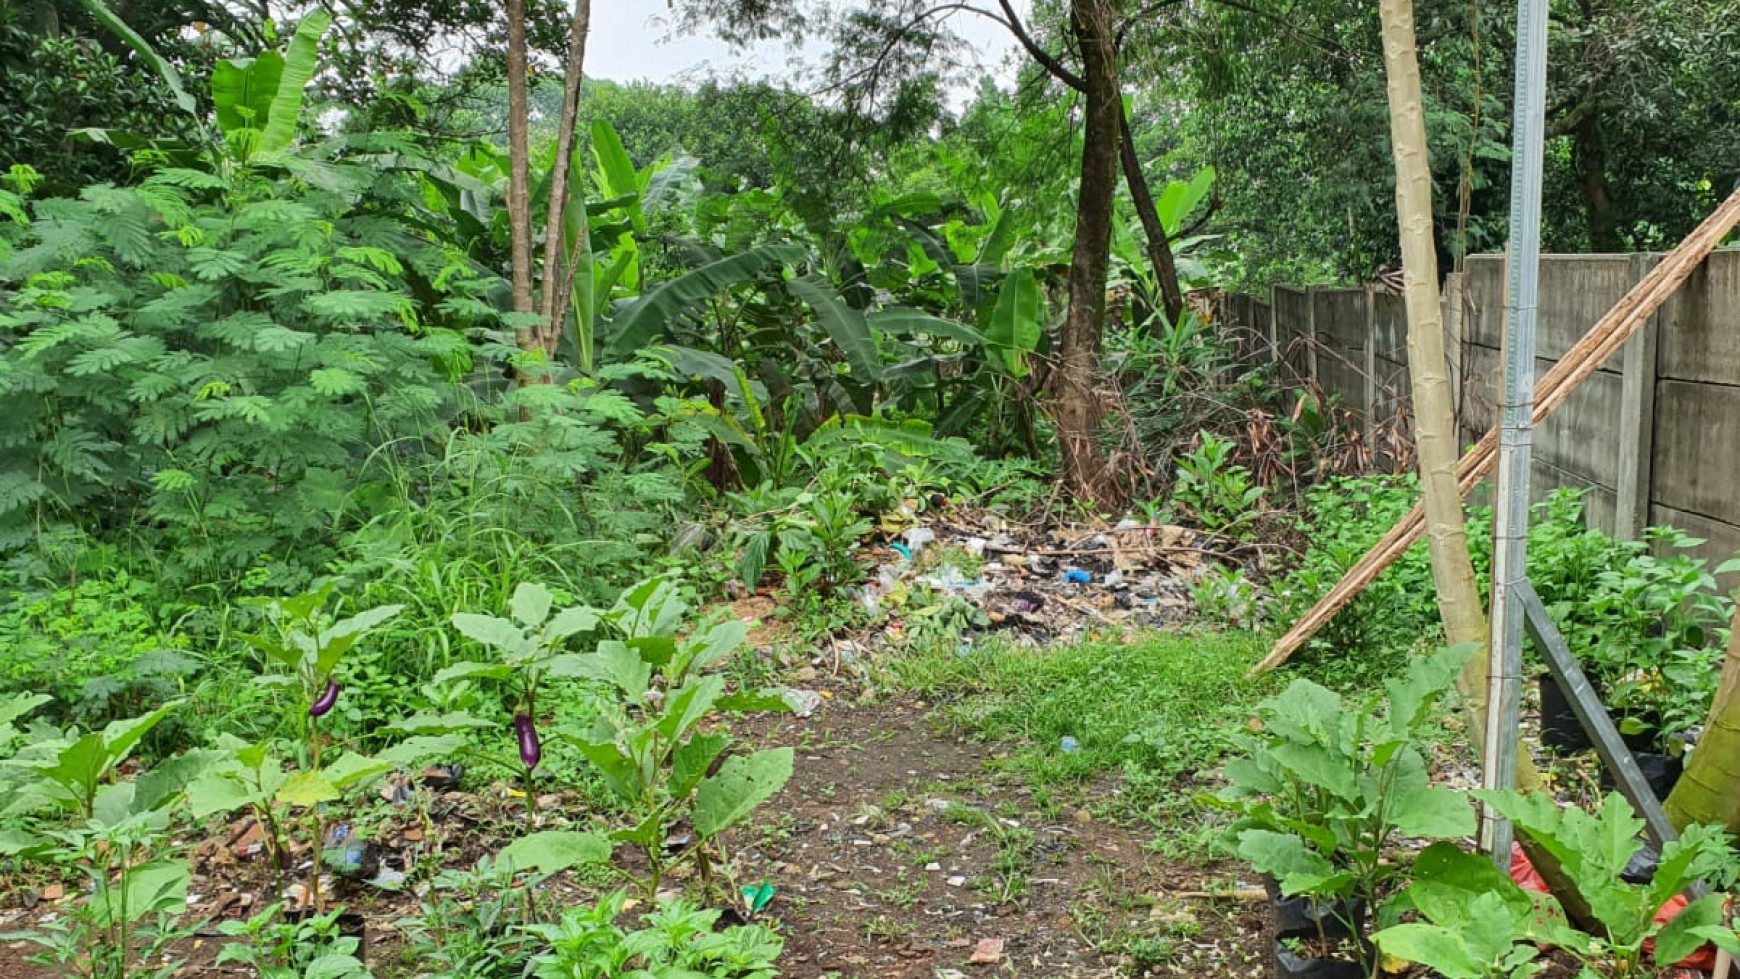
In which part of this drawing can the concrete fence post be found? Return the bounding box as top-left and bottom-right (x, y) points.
(1364, 285), (1378, 444)
(1615, 253), (1661, 540)
(1442, 271), (1466, 436)
(1268, 284), (1281, 365)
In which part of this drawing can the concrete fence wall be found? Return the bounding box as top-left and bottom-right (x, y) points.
(1225, 248), (1740, 566)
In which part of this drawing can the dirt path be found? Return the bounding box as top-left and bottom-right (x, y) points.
(728, 695), (1266, 978)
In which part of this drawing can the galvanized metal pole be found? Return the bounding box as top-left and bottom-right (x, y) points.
(1483, 0), (1551, 867)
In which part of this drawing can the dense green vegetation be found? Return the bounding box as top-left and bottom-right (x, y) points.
(1, 1), (1738, 976)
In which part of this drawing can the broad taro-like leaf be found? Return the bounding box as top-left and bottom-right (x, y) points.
(693, 748), (794, 839)
(510, 582), (554, 629)
(498, 830), (612, 875)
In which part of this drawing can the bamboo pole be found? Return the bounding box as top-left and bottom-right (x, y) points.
(1253, 186), (1740, 675)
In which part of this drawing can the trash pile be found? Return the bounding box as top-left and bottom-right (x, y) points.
(856, 506), (1219, 648)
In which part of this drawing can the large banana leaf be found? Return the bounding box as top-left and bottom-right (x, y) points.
(807, 414), (977, 471)
(1155, 166), (1216, 237)
(984, 268), (1041, 377)
(212, 52), (284, 136)
(603, 244), (804, 358)
(261, 12), (330, 154)
(975, 195), (1019, 269)
(76, 0), (197, 116)
(868, 307), (986, 348)
(591, 120), (644, 234)
(786, 274), (882, 386)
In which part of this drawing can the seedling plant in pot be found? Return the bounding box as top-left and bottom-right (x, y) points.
(1207, 644), (1479, 977)
(1476, 790), (1740, 979)
(1371, 841), (1583, 979)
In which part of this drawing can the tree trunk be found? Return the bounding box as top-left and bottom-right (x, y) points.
(1575, 111), (1616, 251)
(1118, 110), (1186, 327)
(1054, 0), (1121, 503)
(1665, 600), (1740, 831)
(990, 0), (1183, 330)
(504, 0), (537, 335)
(535, 0), (593, 359)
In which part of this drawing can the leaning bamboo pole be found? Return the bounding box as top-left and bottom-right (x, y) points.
(1255, 186), (1740, 675)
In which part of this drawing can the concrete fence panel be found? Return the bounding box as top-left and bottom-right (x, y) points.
(1228, 247), (1740, 568)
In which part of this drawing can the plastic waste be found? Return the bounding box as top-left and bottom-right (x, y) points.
(323, 823), (369, 876)
(1059, 736), (1079, 752)
(1062, 569), (1091, 584)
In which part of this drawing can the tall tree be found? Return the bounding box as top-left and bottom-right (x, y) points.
(995, 0), (1188, 325)
(1055, 0), (1123, 501)
(503, 0), (594, 365)
(505, 0), (536, 325)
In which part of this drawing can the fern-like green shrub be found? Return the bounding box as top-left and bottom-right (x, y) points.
(0, 159), (502, 581)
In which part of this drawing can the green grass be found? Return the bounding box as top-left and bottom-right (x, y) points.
(885, 629), (1275, 839)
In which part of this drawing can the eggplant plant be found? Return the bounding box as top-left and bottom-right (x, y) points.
(1207, 644), (1478, 968)
(240, 585), (402, 909)
(183, 734), (398, 902)
(4, 701), (180, 819)
(559, 576), (796, 898)
(440, 581), (601, 827)
(0, 741), (207, 979)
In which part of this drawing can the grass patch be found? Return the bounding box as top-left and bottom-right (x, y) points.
(886, 629), (1275, 841)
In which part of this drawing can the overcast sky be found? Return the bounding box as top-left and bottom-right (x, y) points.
(586, 1), (1024, 100)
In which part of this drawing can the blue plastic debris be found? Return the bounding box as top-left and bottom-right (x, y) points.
(1060, 736), (1080, 753)
(890, 542), (913, 560)
(1062, 569), (1091, 584)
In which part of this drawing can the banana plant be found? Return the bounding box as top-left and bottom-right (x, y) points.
(210, 11), (332, 163)
(70, 10), (332, 171)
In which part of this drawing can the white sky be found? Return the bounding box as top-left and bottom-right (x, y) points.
(587, 1), (1025, 102)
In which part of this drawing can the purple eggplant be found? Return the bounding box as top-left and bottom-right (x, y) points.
(309, 678), (340, 718)
(514, 713), (541, 771)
